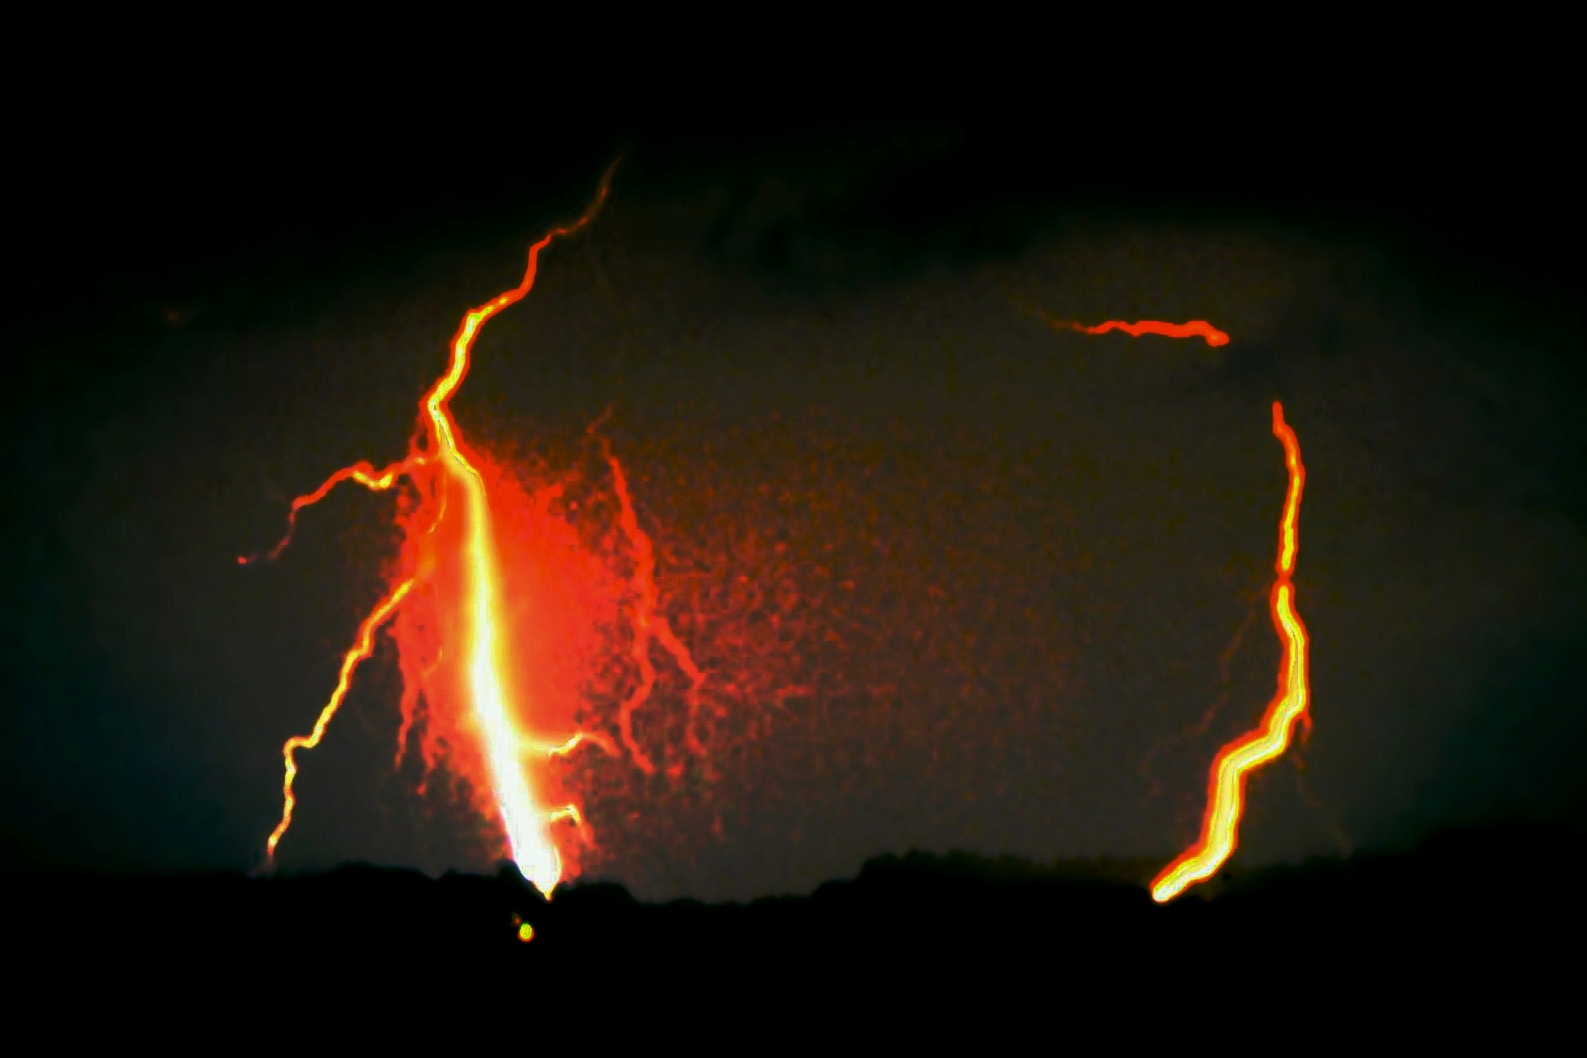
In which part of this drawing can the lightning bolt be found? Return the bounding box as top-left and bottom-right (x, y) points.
(253, 161), (620, 896)
(1151, 401), (1310, 902)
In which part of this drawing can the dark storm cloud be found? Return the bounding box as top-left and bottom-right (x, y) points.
(680, 124), (1057, 291)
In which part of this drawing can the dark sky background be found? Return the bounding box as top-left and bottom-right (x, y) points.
(4, 80), (1583, 901)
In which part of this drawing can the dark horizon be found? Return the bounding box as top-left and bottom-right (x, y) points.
(10, 821), (1583, 1020)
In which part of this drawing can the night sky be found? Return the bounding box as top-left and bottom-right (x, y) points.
(5, 90), (1583, 902)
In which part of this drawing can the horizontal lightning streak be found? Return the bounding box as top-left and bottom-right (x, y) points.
(1039, 314), (1231, 348)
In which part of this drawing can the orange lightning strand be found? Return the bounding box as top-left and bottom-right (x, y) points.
(1039, 314), (1230, 348)
(415, 169), (614, 894)
(266, 577), (416, 858)
(1150, 401), (1309, 903)
(596, 436), (708, 774)
(258, 162), (617, 896)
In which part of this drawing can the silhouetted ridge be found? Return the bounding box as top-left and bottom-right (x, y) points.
(6, 823), (1581, 1006)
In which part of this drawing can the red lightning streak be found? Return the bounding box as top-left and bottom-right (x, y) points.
(597, 435), (709, 775)
(254, 163), (621, 896)
(1040, 315), (1230, 348)
(1150, 401), (1309, 902)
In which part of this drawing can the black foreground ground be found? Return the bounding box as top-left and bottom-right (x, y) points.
(7, 822), (1580, 1029)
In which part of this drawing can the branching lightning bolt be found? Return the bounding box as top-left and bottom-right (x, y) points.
(252, 161), (620, 895)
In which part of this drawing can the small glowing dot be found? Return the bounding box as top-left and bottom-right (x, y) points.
(517, 922), (535, 943)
